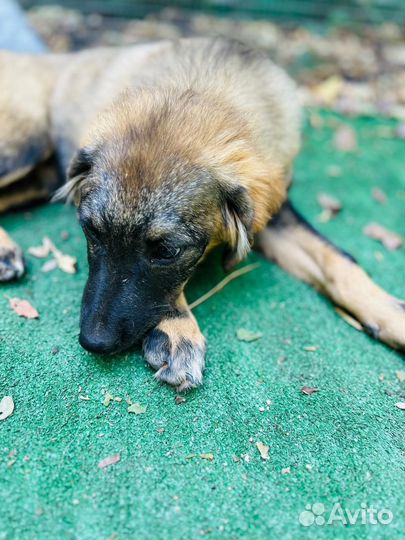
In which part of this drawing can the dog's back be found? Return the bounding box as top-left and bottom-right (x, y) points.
(50, 39), (301, 170)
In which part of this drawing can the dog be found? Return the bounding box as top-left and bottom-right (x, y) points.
(1, 38), (404, 390)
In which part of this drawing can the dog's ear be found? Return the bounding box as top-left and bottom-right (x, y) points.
(221, 184), (254, 272)
(52, 148), (93, 205)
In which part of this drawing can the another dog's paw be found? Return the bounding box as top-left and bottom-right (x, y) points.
(143, 315), (206, 391)
(0, 228), (24, 282)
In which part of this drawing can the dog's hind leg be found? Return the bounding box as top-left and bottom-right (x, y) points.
(0, 51), (63, 281)
(255, 200), (405, 352)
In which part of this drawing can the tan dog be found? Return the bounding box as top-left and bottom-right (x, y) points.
(0, 39), (403, 390)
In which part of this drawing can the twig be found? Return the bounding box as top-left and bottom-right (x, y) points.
(189, 262), (260, 310)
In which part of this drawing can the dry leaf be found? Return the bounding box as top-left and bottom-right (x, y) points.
(374, 251), (384, 263)
(363, 223), (403, 250)
(98, 454), (120, 469)
(303, 346), (318, 352)
(200, 453), (214, 461)
(371, 187), (387, 205)
(309, 113), (324, 129)
(28, 237), (52, 258)
(41, 259), (58, 273)
(256, 441), (269, 460)
(53, 250), (77, 274)
(281, 467), (291, 474)
(317, 193), (342, 214)
(128, 403), (147, 415)
(395, 371), (405, 382)
(236, 328), (263, 342)
(395, 402), (405, 410)
(395, 123), (405, 139)
(335, 307), (363, 331)
(312, 75), (344, 106)
(0, 396), (15, 421)
(29, 237), (77, 273)
(326, 164), (342, 177)
(175, 395), (186, 405)
(8, 297), (39, 319)
(301, 386), (319, 395)
(333, 125), (357, 152)
(103, 391), (114, 407)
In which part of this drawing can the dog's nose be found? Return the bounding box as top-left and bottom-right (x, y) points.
(79, 331), (120, 354)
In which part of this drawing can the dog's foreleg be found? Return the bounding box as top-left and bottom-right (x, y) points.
(255, 200), (405, 351)
(143, 293), (206, 391)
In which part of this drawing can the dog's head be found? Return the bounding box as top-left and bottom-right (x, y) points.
(57, 91), (285, 354)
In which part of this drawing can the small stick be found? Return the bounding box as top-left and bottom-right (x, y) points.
(189, 262), (260, 310)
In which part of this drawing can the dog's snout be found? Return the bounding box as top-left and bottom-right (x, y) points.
(79, 330), (120, 355)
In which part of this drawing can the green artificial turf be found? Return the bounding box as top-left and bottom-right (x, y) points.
(0, 112), (404, 540)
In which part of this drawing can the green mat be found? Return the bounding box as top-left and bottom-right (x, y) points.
(1, 112), (404, 540)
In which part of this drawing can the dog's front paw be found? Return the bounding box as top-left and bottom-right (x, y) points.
(0, 228), (24, 282)
(143, 313), (206, 391)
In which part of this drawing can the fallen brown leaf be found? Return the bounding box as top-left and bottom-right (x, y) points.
(128, 403), (147, 415)
(98, 454), (120, 469)
(51, 247), (77, 274)
(395, 123), (405, 139)
(256, 441), (269, 460)
(312, 75), (344, 106)
(309, 113), (324, 129)
(371, 187), (387, 205)
(28, 237), (52, 258)
(236, 328), (263, 342)
(8, 297), (39, 319)
(175, 395), (186, 405)
(28, 236), (77, 273)
(41, 259), (58, 273)
(363, 222), (403, 250)
(200, 453), (214, 461)
(335, 307), (363, 331)
(301, 386), (319, 395)
(333, 125), (357, 152)
(395, 371), (405, 382)
(326, 164), (342, 177)
(0, 396), (14, 421)
(103, 391), (114, 407)
(317, 193), (342, 214)
(303, 346), (318, 352)
(281, 467), (291, 474)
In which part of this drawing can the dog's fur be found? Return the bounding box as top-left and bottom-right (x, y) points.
(1, 39), (404, 390)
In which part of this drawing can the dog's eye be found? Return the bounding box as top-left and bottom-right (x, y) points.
(152, 244), (181, 262)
